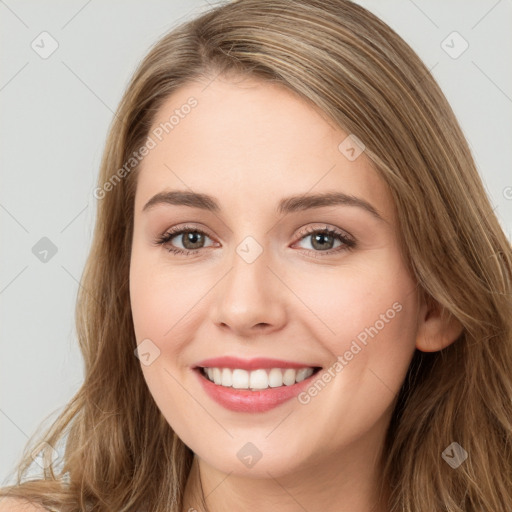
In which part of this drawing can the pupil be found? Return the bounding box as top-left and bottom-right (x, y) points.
(312, 233), (333, 250)
(184, 232), (204, 249)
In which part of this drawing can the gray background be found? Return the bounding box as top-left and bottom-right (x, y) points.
(1, 0), (511, 485)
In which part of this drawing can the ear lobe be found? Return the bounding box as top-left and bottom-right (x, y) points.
(415, 296), (464, 353)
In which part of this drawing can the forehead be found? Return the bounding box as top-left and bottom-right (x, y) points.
(134, 75), (394, 222)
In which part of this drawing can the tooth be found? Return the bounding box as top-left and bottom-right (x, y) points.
(204, 367), (316, 388)
(268, 368), (283, 387)
(249, 369), (268, 390)
(296, 368), (313, 383)
(232, 369), (249, 389)
(282, 368), (297, 386)
(221, 368), (232, 387)
(213, 367), (222, 385)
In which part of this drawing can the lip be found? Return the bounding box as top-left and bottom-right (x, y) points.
(193, 366), (322, 413)
(194, 356), (319, 371)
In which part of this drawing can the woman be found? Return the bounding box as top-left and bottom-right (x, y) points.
(1, 0), (511, 510)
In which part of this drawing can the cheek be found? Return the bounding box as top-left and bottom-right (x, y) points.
(286, 253), (419, 400)
(284, 268), (419, 445)
(129, 247), (199, 343)
(286, 254), (417, 349)
(129, 252), (198, 430)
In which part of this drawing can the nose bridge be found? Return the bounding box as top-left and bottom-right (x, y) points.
(212, 232), (286, 333)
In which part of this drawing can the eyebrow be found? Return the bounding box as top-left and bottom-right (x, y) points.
(142, 190), (385, 221)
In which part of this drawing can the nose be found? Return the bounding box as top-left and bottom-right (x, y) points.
(210, 243), (287, 337)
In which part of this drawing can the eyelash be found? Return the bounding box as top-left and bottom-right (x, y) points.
(154, 224), (356, 258)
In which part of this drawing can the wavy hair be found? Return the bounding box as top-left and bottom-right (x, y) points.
(1, 0), (511, 510)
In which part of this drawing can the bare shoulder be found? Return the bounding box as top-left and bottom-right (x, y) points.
(0, 498), (50, 512)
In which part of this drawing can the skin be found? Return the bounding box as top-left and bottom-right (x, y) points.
(129, 73), (462, 512)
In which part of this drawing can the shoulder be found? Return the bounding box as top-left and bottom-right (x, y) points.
(0, 498), (50, 512)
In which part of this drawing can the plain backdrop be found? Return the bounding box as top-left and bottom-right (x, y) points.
(1, 0), (511, 485)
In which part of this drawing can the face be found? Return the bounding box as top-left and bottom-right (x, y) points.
(129, 74), (422, 479)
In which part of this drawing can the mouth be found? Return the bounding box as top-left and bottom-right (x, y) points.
(192, 364), (323, 413)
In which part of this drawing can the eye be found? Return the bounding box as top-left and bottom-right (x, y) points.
(154, 224), (216, 256)
(292, 225), (356, 257)
(154, 224), (356, 257)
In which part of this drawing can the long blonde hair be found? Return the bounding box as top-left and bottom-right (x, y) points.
(2, 1), (511, 510)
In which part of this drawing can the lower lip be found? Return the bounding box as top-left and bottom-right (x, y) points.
(194, 368), (320, 413)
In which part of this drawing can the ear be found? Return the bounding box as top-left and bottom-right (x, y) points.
(415, 294), (464, 352)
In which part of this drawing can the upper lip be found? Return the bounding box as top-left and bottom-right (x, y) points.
(194, 356), (321, 371)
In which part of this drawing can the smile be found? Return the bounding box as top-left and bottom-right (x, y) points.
(193, 365), (322, 413)
(200, 366), (318, 390)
